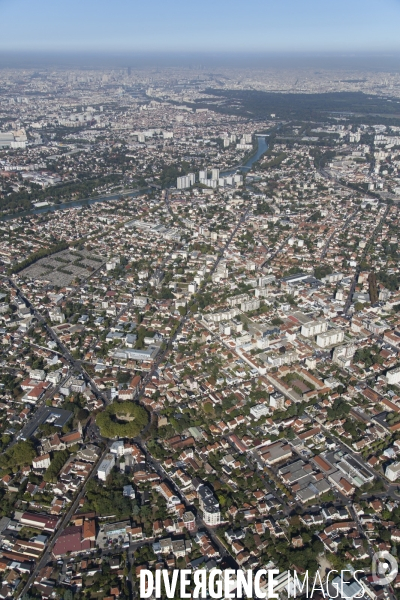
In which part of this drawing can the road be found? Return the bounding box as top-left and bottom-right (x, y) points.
(260, 194), (356, 271)
(317, 166), (391, 315)
(142, 444), (232, 562)
(2, 275), (108, 405)
(19, 442), (111, 598)
(124, 198), (255, 569)
(13, 164), (366, 596)
(319, 168), (377, 200)
(14, 187), (251, 598)
(261, 231), (294, 270)
(343, 205), (389, 314)
(319, 207), (359, 260)
(117, 202), (251, 548)
(131, 193), (252, 406)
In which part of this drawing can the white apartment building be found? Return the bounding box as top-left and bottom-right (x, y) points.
(46, 371), (62, 385)
(321, 272), (343, 284)
(59, 376), (85, 395)
(110, 441), (125, 457)
(267, 350), (298, 368)
(198, 485), (220, 526)
(316, 329), (344, 348)
(29, 369), (46, 381)
(177, 173), (195, 189)
(387, 366), (400, 385)
(204, 308), (239, 323)
(386, 462), (400, 481)
(228, 294), (249, 307)
(97, 454), (115, 481)
(199, 177), (217, 188)
(219, 323), (231, 336)
(270, 393), (285, 410)
(258, 275), (276, 287)
(70, 378), (86, 393)
(332, 343), (356, 368)
(255, 287), (271, 298)
(301, 319), (328, 338)
(133, 296), (148, 307)
(241, 299), (260, 312)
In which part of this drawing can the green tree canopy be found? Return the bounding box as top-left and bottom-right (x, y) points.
(96, 402), (148, 438)
(0, 440), (36, 470)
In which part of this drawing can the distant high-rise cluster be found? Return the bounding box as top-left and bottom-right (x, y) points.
(222, 133), (253, 149)
(199, 167), (219, 187)
(176, 173), (196, 189)
(177, 167), (243, 190)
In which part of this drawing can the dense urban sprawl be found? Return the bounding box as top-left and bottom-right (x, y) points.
(2, 64), (400, 600)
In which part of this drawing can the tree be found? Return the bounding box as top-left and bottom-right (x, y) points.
(84, 477), (134, 518)
(44, 450), (70, 483)
(312, 539), (324, 554)
(77, 408), (90, 421)
(203, 402), (213, 415)
(327, 398), (350, 421)
(0, 440), (36, 469)
(271, 317), (283, 326)
(368, 271), (378, 304)
(287, 428), (295, 440)
(96, 402), (148, 438)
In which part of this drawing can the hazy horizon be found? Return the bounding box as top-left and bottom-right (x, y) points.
(1, 50), (400, 72)
(1, 0), (400, 55)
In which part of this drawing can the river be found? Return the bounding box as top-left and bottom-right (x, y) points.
(0, 188), (153, 223)
(1, 135), (269, 222)
(221, 134), (269, 176)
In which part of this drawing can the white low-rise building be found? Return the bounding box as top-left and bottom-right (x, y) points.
(32, 454), (51, 470)
(97, 454), (115, 481)
(387, 366), (400, 386)
(386, 462), (400, 482)
(49, 307), (65, 324)
(110, 441), (125, 457)
(250, 404), (270, 420)
(46, 371), (62, 385)
(29, 369), (46, 381)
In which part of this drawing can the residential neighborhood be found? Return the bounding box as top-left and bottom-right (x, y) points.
(2, 61), (400, 600)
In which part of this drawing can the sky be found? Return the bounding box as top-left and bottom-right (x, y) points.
(1, 0), (400, 54)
